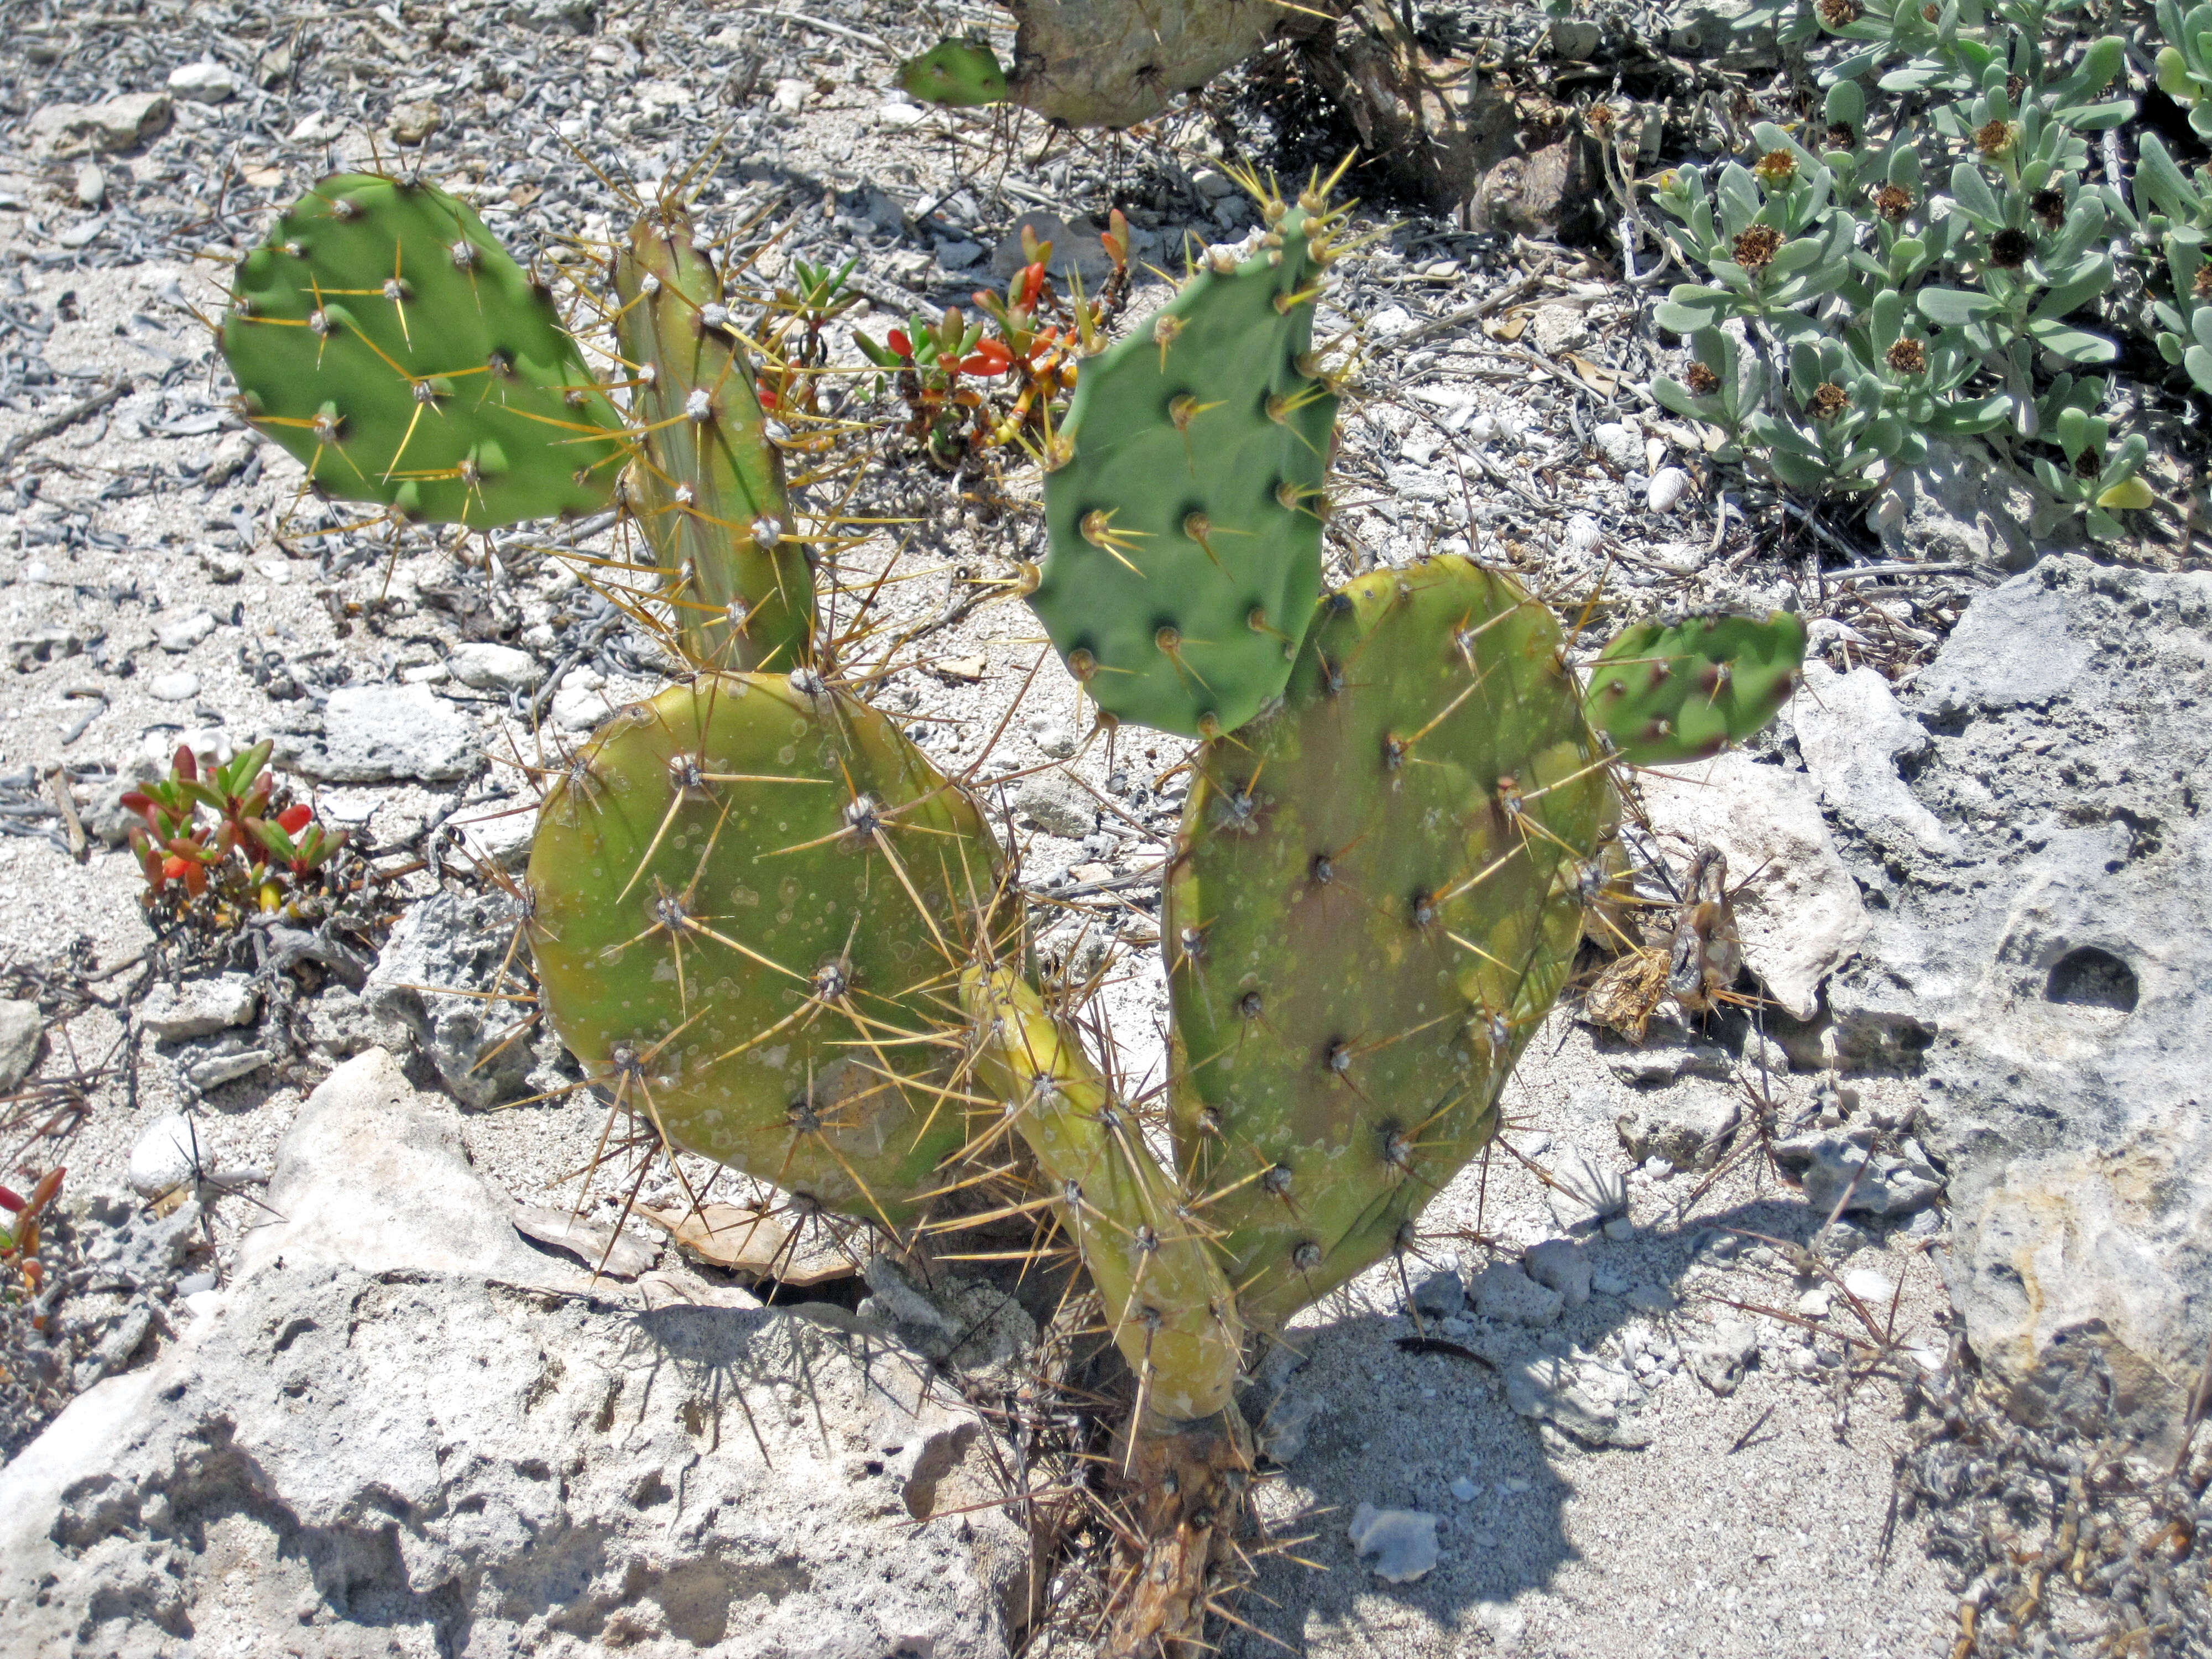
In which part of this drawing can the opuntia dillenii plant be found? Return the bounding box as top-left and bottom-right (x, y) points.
(221, 166), (1806, 1659)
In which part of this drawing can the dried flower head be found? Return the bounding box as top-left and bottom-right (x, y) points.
(1921, 2), (1938, 18)
(1886, 337), (1928, 375)
(1975, 119), (2018, 159)
(2005, 74), (2026, 105)
(1825, 121), (1858, 152)
(1587, 103), (1617, 135)
(1818, 0), (1861, 22)
(1753, 150), (1799, 188)
(1732, 225), (1785, 270)
(2195, 263), (2212, 300)
(1808, 381), (1850, 420)
(1872, 182), (1914, 222)
(2028, 189), (2065, 230)
(1684, 361), (1723, 396)
(1988, 227), (2033, 269)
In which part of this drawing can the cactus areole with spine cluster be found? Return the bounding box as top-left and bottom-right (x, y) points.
(219, 166), (1808, 1659)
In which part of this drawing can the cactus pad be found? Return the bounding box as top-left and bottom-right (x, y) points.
(1165, 555), (1619, 1331)
(999, 1), (1287, 128)
(529, 675), (1006, 1228)
(221, 174), (625, 526)
(896, 39), (1010, 107)
(963, 966), (1241, 1424)
(613, 205), (813, 672)
(1031, 196), (1340, 738)
(1583, 611), (1807, 766)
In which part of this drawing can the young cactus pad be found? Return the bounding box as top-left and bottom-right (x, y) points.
(1166, 556), (1620, 1332)
(1583, 611), (1807, 766)
(613, 205), (813, 673)
(528, 675), (1006, 1228)
(1031, 191), (1340, 739)
(896, 38), (1010, 107)
(962, 966), (1241, 1426)
(221, 174), (626, 526)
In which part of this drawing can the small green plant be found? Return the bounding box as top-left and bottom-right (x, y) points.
(123, 742), (345, 926)
(2155, 0), (2212, 139)
(855, 216), (1130, 467)
(1648, 0), (2156, 536)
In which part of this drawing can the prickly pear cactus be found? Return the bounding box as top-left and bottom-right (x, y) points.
(528, 674), (1008, 1228)
(963, 964), (1252, 1659)
(1583, 611), (1808, 766)
(221, 174), (627, 526)
(1005, 1), (1290, 128)
(1031, 182), (1343, 739)
(896, 38), (1011, 107)
(613, 205), (814, 673)
(963, 966), (1242, 1423)
(1166, 555), (1620, 1332)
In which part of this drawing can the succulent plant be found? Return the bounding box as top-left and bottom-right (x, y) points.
(221, 164), (1811, 1659)
(1646, 12), (2158, 536)
(221, 174), (627, 526)
(1029, 171), (1347, 739)
(612, 204), (813, 672)
(1164, 555), (1621, 1331)
(2157, 0), (2212, 140)
(899, 2), (1291, 128)
(1583, 611), (1808, 766)
(528, 674), (1011, 1229)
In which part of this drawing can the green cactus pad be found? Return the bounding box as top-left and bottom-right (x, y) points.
(1165, 555), (1620, 1332)
(529, 675), (1006, 1230)
(1000, 0), (1287, 128)
(963, 966), (1242, 1425)
(1583, 611), (1807, 766)
(614, 205), (813, 673)
(1031, 199), (1338, 739)
(896, 39), (1010, 107)
(221, 173), (626, 527)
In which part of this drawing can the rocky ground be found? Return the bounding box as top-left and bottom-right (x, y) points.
(0, 3), (2206, 1657)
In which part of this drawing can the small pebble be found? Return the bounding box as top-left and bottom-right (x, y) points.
(1646, 466), (1692, 513)
(1590, 1265), (1631, 1296)
(1449, 1477), (1479, 1502)
(149, 671), (201, 702)
(1412, 1267), (1467, 1318)
(1842, 1267), (1896, 1305)
(1796, 1287), (1833, 1318)
(1601, 1215), (1635, 1241)
(1347, 1503), (1440, 1583)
